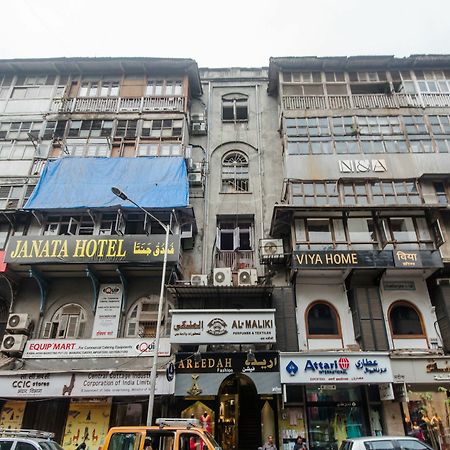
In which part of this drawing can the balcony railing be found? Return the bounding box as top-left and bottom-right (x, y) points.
(215, 250), (254, 270)
(281, 92), (447, 110)
(51, 96), (186, 114)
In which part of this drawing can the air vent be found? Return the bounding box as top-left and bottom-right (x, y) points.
(191, 274), (208, 286)
(213, 268), (232, 286)
(238, 269), (258, 286)
(1, 334), (28, 354)
(6, 313), (31, 334)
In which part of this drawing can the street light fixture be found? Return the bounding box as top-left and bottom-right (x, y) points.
(111, 186), (171, 426)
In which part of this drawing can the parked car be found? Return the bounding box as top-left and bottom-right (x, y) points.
(339, 437), (433, 450)
(0, 429), (64, 450)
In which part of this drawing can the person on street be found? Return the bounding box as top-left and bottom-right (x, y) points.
(262, 435), (277, 450)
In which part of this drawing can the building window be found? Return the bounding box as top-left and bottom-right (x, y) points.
(146, 79), (183, 96)
(0, 184), (35, 209)
(0, 121), (42, 140)
(306, 302), (341, 337)
(0, 224), (11, 249)
(0, 143), (35, 160)
(66, 142), (110, 158)
(11, 75), (55, 99)
(68, 120), (113, 138)
(43, 304), (87, 339)
(141, 119), (183, 139)
(115, 120), (138, 138)
(415, 71), (450, 94)
(429, 115), (450, 135)
(43, 120), (68, 140)
(285, 117), (331, 137)
(0, 75), (12, 100)
(347, 218), (377, 249)
(358, 116), (402, 136)
(380, 217), (433, 250)
(43, 215), (94, 236)
(222, 94), (248, 122)
(126, 297), (160, 337)
(217, 218), (253, 251)
(370, 181), (421, 205)
(295, 218), (346, 250)
(291, 182), (339, 206)
(389, 301), (425, 338)
(433, 182), (448, 205)
(221, 151), (249, 192)
(79, 80), (99, 97)
(137, 142), (183, 157)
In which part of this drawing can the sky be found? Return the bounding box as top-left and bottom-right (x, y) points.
(1, 0), (450, 68)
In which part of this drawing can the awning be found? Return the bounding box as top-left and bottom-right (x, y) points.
(25, 157), (189, 210)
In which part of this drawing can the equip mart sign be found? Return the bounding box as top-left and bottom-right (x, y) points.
(22, 337), (171, 359)
(0, 371), (174, 398)
(170, 309), (276, 344)
(280, 353), (393, 384)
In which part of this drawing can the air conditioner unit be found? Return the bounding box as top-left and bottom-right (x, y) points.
(238, 269), (258, 286)
(188, 173), (202, 185)
(6, 313), (31, 334)
(213, 268), (232, 286)
(437, 278), (450, 286)
(191, 274), (208, 286)
(189, 162), (203, 173)
(191, 122), (207, 135)
(1, 334), (28, 354)
(260, 239), (284, 258)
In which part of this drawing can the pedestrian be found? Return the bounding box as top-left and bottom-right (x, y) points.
(293, 437), (303, 450)
(262, 435), (277, 450)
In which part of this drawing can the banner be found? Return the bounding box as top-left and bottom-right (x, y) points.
(0, 371), (174, 398)
(4, 234), (180, 264)
(92, 284), (123, 339)
(23, 337), (171, 359)
(280, 353), (393, 384)
(170, 309), (276, 344)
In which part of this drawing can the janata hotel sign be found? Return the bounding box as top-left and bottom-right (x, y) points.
(280, 353), (393, 384)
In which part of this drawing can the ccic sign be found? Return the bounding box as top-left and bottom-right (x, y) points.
(170, 309), (276, 344)
(22, 337), (171, 359)
(0, 371), (174, 398)
(280, 353), (393, 384)
(92, 284), (123, 339)
(4, 234), (180, 264)
(293, 250), (442, 270)
(176, 351), (279, 374)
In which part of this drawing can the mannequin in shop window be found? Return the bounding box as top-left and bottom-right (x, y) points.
(200, 411), (212, 434)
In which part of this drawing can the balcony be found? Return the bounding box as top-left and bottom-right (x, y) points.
(51, 96), (186, 114)
(281, 93), (448, 110)
(215, 250), (254, 270)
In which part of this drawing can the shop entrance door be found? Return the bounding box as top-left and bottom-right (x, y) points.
(218, 375), (259, 450)
(306, 387), (368, 450)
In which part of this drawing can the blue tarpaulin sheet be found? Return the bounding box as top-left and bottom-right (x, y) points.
(25, 157), (189, 209)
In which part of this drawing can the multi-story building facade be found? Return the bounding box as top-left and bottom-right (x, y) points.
(0, 55), (449, 450)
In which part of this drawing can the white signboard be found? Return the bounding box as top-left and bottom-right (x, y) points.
(170, 309), (276, 344)
(379, 383), (395, 401)
(0, 371), (174, 398)
(23, 337), (171, 359)
(92, 284), (123, 338)
(280, 353), (393, 384)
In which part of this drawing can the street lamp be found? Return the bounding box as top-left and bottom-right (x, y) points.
(111, 186), (171, 426)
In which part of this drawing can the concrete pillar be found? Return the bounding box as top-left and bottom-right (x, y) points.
(382, 401), (405, 435)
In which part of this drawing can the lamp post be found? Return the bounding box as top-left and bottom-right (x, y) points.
(111, 186), (170, 426)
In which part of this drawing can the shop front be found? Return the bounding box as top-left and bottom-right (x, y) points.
(280, 353), (393, 450)
(391, 356), (450, 450)
(170, 309), (279, 450)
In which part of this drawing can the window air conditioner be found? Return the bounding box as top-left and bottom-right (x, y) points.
(191, 122), (207, 135)
(191, 274), (208, 286)
(188, 162), (203, 173)
(6, 313), (32, 334)
(260, 239), (284, 258)
(188, 173), (202, 185)
(213, 268), (232, 287)
(238, 268), (258, 286)
(1, 334), (28, 355)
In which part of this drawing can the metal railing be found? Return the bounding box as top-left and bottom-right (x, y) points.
(215, 250), (254, 270)
(52, 96), (186, 113)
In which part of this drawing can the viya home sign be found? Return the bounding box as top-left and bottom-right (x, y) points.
(170, 309), (276, 343)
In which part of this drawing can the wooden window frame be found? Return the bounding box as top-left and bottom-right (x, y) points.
(221, 151), (249, 193)
(388, 300), (427, 340)
(305, 300), (342, 339)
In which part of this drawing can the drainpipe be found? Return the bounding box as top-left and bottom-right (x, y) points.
(255, 83), (265, 240)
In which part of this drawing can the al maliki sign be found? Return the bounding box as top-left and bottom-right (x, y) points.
(5, 234), (180, 264)
(170, 309), (276, 344)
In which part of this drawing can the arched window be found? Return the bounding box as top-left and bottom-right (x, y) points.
(221, 151), (249, 193)
(306, 301), (341, 337)
(389, 301), (425, 337)
(126, 296), (164, 337)
(43, 303), (87, 339)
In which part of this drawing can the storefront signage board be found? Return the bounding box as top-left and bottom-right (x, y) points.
(280, 353), (393, 384)
(176, 351), (279, 373)
(4, 234), (180, 264)
(92, 284), (123, 338)
(292, 250), (442, 269)
(0, 371), (174, 397)
(22, 337), (171, 359)
(170, 309), (276, 344)
(392, 357), (450, 384)
(379, 383), (395, 400)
